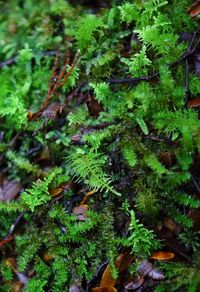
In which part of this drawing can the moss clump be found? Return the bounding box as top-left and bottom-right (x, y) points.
(0, 0), (200, 291)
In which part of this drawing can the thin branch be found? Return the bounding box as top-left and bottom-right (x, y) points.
(108, 31), (200, 85)
(31, 50), (80, 120)
(185, 28), (200, 99)
(0, 56), (17, 68)
(8, 213), (24, 236)
(191, 176), (200, 194)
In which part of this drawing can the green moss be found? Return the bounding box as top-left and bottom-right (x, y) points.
(0, 0), (200, 290)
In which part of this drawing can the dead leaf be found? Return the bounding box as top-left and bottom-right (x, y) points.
(187, 98), (200, 107)
(164, 217), (176, 232)
(92, 287), (117, 292)
(124, 276), (144, 291)
(137, 260), (153, 277)
(27, 111), (33, 120)
(11, 281), (24, 292)
(86, 95), (103, 117)
(43, 252), (54, 262)
(49, 187), (63, 197)
(71, 134), (85, 145)
(41, 102), (63, 120)
(100, 264), (116, 287)
(150, 251), (175, 261)
(160, 152), (173, 167)
(148, 268), (165, 281)
(188, 1), (200, 17)
(73, 204), (88, 221)
(5, 257), (17, 273)
(115, 251), (134, 272)
(163, 217), (181, 235)
(80, 189), (97, 205)
(0, 180), (21, 201)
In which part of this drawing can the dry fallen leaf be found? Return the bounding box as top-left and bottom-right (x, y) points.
(41, 102), (63, 120)
(150, 251), (175, 261)
(73, 204), (88, 221)
(49, 187), (63, 197)
(43, 252), (54, 262)
(115, 251), (134, 272)
(100, 264), (116, 287)
(11, 281), (24, 292)
(188, 1), (200, 17)
(92, 287), (117, 292)
(148, 268), (165, 281)
(0, 180), (21, 201)
(187, 98), (200, 108)
(80, 189), (97, 205)
(124, 276), (144, 291)
(137, 260), (153, 277)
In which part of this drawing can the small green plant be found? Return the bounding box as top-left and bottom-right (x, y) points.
(0, 0), (200, 291)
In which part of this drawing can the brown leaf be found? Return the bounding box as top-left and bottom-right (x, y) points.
(164, 217), (176, 232)
(160, 152), (173, 167)
(11, 281), (24, 292)
(27, 111), (33, 120)
(80, 189), (97, 205)
(41, 102), (63, 120)
(163, 217), (181, 235)
(0, 180), (21, 201)
(86, 95), (102, 117)
(188, 1), (200, 17)
(73, 204), (88, 221)
(5, 257), (17, 273)
(43, 252), (54, 262)
(100, 264), (116, 287)
(115, 251), (134, 272)
(49, 187), (63, 197)
(124, 276), (144, 291)
(148, 268), (165, 281)
(187, 98), (200, 108)
(92, 287), (117, 292)
(150, 251), (175, 261)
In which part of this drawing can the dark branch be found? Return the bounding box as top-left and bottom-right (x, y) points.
(108, 30), (200, 85)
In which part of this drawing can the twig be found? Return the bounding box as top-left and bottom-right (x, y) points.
(0, 213), (24, 248)
(145, 135), (172, 144)
(185, 28), (200, 99)
(108, 31), (200, 85)
(0, 56), (17, 68)
(8, 212), (24, 236)
(31, 50), (80, 120)
(185, 59), (189, 98)
(191, 176), (200, 194)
